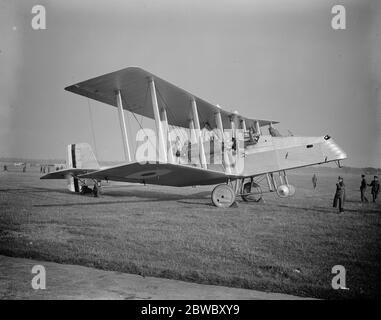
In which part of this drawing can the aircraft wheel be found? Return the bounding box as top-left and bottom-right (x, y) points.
(241, 182), (262, 202)
(211, 184), (236, 208)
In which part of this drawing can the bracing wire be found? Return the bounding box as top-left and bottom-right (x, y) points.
(121, 85), (157, 152)
(156, 85), (188, 144)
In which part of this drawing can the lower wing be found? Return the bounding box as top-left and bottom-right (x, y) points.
(40, 168), (98, 179)
(78, 162), (237, 187)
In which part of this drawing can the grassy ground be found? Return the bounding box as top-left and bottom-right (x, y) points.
(0, 167), (380, 299)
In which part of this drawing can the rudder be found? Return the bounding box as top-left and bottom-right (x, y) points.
(66, 143), (100, 192)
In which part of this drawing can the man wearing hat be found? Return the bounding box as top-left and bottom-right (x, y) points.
(368, 176), (380, 202)
(360, 175), (369, 202)
(333, 176), (345, 214)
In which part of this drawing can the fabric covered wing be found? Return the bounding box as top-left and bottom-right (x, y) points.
(78, 162), (235, 187)
(65, 67), (277, 129)
(40, 168), (97, 179)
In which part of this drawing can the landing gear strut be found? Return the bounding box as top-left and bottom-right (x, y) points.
(241, 179), (263, 202)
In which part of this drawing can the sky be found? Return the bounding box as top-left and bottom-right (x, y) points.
(0, 0), (380, 167)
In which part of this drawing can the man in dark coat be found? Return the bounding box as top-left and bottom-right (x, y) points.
(312, 174), (317, 189)
(93, 183), (99, 198)
(368, 176), (380, 202)
(360, 175), (368, 202)
(333, 176), (345, 214)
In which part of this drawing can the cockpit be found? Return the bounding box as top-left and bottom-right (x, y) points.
(244, 123), (282, 147)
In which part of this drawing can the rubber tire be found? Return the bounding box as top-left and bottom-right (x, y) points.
(211, 184), (236, 208)
(241, 182), (262, 202)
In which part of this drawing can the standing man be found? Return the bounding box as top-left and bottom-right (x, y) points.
(368, 176), (380, 202)
(333, 176), (345, 214)
(93, 182), (99, 198)
(175, 136), (181, 164)
(360, 175), (368, 202)
(312, 174), (317, 189)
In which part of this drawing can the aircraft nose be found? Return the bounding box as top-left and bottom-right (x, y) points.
(323, 137), (347, 161)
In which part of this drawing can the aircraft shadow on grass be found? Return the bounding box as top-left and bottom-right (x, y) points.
(31, 187), (212, 208)
(10, 186), (379, 212)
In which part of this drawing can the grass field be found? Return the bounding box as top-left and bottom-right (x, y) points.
(0, 167), (380, 299)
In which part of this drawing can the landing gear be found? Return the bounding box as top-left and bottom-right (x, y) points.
(210, 174), (294, 207)
(79, 180), (101, 197)
(211, 184), (236, 208)
(241, 181), (262, 202)
(80, 185), (93, 195)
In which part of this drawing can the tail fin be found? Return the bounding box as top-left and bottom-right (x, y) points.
(67, 143), (99, 192)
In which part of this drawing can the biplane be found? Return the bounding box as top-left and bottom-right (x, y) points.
(41, 67), (347, 207)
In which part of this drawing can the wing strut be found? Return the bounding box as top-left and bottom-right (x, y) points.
(160, 107), (174, 163)
(115, 90), (132, 162)
(191, 98), (207, 169)
(215, 107), (231, 174)
(255, 120), (262, 135)
(149, 78), (167, 162)
(240, 119), (247, 132)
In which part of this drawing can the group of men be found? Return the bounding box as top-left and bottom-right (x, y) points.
(332, 175), (380, 214)
(40, 166), (50, 174)
(360, 175), (380, 203)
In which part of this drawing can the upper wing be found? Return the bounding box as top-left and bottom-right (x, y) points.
(65, 67), (278, 129)
(78, 162), (237, 187)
